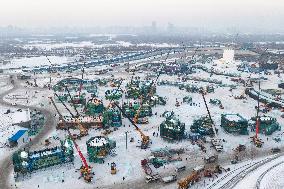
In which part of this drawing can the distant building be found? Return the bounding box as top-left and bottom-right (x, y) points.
(17, 74), (31, 80)
(222, 49), (234, 63)
(8, 129), (29, 147)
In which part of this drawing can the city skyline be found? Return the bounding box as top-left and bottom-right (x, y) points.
(0, 0), (283, 33)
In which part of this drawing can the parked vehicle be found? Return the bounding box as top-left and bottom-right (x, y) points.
(175, 165), (186, 172)
(271, 148), (281, 153)
(145, 174), (160, 183)
(161, 174), (177, 183)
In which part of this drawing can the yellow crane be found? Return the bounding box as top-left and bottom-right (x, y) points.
(177, 171), (200, 189)
(113, 102), (150, 149)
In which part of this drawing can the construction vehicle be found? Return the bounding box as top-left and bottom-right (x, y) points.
(203, 169), (214, 177)
(201, 91), (223, 152)
(49, 97), (93, 183)
(113, 102), (150, 149)
(271, 148), (281, 153)
(251, 135), (263, 148)
(251, 49), (268, 147)
(111, 162), (117, 174)
(211, 139), (223, 152)
(72, 118), (88, 139)
(137, 117), (149, 124)
(145, 174), (160, 183)
(161, 174), (177, 183)
(175, 165), (186, 172)
(178, 170), (201, 189)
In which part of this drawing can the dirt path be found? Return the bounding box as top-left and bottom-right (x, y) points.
(0, 75), (56, 189)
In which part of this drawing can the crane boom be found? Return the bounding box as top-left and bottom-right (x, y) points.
(113, 102), (150, 148)
(49, 97), (89, 168)
(133, 48), (172, 123)
(201, 92), (218, 137)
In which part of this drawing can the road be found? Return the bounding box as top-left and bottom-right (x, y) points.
(0, 75), (56, 189)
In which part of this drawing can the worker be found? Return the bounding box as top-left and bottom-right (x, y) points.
(153, 132), (155, 136)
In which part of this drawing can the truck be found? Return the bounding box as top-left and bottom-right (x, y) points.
(145, 174), (160, 183)
(175, 165), (186, 172)
(161, 174), (177, 183)
(211, 138), (223, 152)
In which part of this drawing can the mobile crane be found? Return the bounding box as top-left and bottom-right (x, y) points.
(251, 49), (268, 148)
(201, 90), (223, 152)
(49, 96), (93, 182)
(113, 102), (150, 149)
(54, 92), (88, 139)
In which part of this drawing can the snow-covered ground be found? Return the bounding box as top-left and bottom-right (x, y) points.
(1, 56), (71, 69)
(233, 155), (284, 189)
(1, 51), (284, 189)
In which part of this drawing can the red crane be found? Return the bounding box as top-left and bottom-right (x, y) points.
(49, 96), (93, 182)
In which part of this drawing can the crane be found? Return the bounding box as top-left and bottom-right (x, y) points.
(49, 96), (92, 182)
(133, 48), (172, 123)
(177, 170), (201, 189)
(201, 90), (223, 152)
(113, 101), (150, 149)
(78, 63), (85, 97)
(251, 48), (268, 147)
(54, 92), (88, 139)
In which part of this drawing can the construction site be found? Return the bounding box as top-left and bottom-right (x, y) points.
(0, 41), (283, 189)
(0, 1), (284, 189)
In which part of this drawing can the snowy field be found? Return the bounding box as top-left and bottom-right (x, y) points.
(1, 56), (71, 69)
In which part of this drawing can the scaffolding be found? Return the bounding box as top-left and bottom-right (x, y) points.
(85, 98), (104, 115)
(105, 89), (123, 101)
(221, 114), (248, 135)
(190, 116), (215, 136)
(103, 108), (122, 127)
(86, 136), (116, 163)
(160, 116), (185, 141)
(250, 116), (281, 135)
(122, 101), (152, 118)
(126, 79), (156, 99)
(13, 139), (74, 177)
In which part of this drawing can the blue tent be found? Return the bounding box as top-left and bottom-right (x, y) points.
(9, 130), (28, 142)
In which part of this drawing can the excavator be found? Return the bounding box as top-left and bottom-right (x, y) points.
(49, 97), (93, 182)
(113, 102), (150, 149)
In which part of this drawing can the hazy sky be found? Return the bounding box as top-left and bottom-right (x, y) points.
(0, 0), (283, 31)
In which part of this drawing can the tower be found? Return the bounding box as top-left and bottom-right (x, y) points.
(222, 49), (235, 63)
